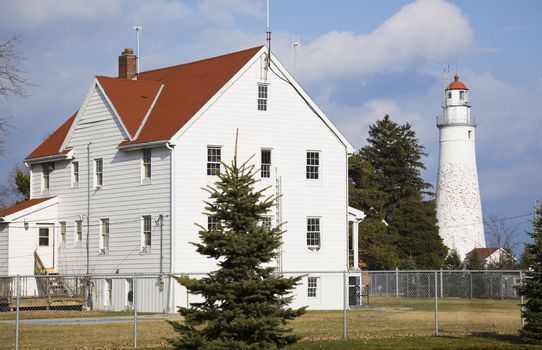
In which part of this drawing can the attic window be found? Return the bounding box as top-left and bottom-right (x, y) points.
(258, 84), (268, 111)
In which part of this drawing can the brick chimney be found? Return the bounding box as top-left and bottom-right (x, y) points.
(118, 48), (137, 79)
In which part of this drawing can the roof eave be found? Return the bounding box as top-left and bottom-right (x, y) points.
(117, 140), (172, 151)
(25, 151), (72, 164)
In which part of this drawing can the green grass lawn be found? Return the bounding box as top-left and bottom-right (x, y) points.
(0, 297), (525, 349)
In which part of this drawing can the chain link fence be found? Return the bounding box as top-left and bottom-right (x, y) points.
(0, 270), (523, 349)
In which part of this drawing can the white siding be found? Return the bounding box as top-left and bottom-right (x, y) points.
(172, 53), (348, 278)
(0, 224), (8, 275)
(29, 85), (171, 275)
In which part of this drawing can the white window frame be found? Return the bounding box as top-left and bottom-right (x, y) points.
(207, 216), (219, 231)
(60, 221), (66, 246)
(38, 227), (50, 247)
(126, 278), (134, 308)
(307, 277), (319, 298)
(141, 149), (151, 184)
(306, 151), (320, 180)
(94, 158), (103, 188)
(307, 217), (321, 250)
(141, 215), (152, 253)
(71, 161), (79, 188)
(75, 220), (82, 245)
(257, 83), (269, 112)
(207, 146), (221, 176)
(99, 218), (109, 254)
(260, 215), (273, 229)
(261, 149), (271, 179)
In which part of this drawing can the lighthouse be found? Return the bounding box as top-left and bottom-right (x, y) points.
(435, 74), (486, 259)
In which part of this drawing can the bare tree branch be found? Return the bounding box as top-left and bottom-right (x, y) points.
(0, 34), (32, 98)
(484, 213), (519, 253)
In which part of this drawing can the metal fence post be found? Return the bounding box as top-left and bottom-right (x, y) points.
(133, 275), (138, 349)
(395, 268), (399, 298)
(440, 269), (443, 298)
(434, 271), (439, 336)
(470, 272), (473, 299)
(15, 275), (20, 350)
(519, 270), (525, 329)
(343, 271), (347, 339)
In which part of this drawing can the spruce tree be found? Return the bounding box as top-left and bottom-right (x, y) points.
(351, 115), (447, 269)
(517, 202), (542, 344)
(169, 144), (305, 350)
(466, 250), (485, 270)
(444, 249), (463, 270)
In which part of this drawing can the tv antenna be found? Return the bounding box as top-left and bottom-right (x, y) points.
(134, 25), (142, 75)
(266, 0), (271, 68)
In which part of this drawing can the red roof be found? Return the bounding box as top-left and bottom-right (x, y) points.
(447, 74), (468, 90)
(96, 76), (163, 138)
(465, 247), (499, 260)
(26, 46), (263, 159)
(0, 197), (56, 218)
(26, 112), (77, 160)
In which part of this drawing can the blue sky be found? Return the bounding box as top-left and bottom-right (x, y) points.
(0, 0), (540, 252)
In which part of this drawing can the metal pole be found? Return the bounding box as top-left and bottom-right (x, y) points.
(501, 274), (504, 300)
(519, 271), (525, 329)
(434, 271), (439, 336)
(133, 275), (138, 349)
(470, 272), (473, 299)
(15, 276), (20, 350)
(440, 268), (443, 298)
(396, 268), (399, 298)
(343, 271), (347, 339)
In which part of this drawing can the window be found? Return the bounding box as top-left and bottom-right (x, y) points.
(142, 216), (151, 251)
(306, 151), (320, 179)
(75, 220), (82, 243)
(100, 219), (109, 254)
(207, 216), (219, 231)
(468, 130), (472, 139)
(39, 228), (49, 246)
(447, 91), (452, 99)
(142, 149), (151, 181)
(308, 277), (318, 298)
(42, 162), (53, 192)
(104, 279), (112, 307)
(307, 217), (321, 249)
(60, 222), (66, 245)
(257, 84), (268, 111)
(261, 216), (273, 229)
(72, 161), (79, 187)
(207, 147), (221, 176)
(95, 159), (103, 187)
(261, 149), (271, 178)
(459, 91), (465, 100)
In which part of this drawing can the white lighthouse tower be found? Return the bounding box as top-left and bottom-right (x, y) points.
(436, 74), (486, 259)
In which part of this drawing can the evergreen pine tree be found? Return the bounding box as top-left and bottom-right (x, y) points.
(517, 202), (542, 344)
(444, 249), (463, 270)
(466, 249), (485, 270)
(351, 115), (447, 269)
(169, 142), (305, 349)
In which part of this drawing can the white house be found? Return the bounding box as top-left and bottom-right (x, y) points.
(0, 46), (362, 311)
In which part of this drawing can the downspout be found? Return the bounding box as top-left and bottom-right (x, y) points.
(86, 142), (92, 309)
(165, 142), (175, 313)
(346, 151), (353, 271)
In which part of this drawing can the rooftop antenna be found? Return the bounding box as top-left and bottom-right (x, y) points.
(293, 37), (299, 78)
(134, 25), (142, 75)
(266, 0), (271, 69)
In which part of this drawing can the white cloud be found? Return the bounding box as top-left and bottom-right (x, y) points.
(197, 0), (263, 25)
(295, 0), (474, 82)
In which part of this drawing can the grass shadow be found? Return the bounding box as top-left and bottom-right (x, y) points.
(471, 332), (523, 344)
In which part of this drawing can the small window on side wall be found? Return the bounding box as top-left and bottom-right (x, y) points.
(261, 149), (271, 178)
(306, 151), (320, 180)
(257, 84), (268, 111)
(207, 147), (221, 176)
(95, 159), (103, 188)
(72, 161), (79, 187)
(142, 149), (151, 183)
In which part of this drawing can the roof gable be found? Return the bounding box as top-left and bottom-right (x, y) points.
(96, 76), (163, 138)
(465, 247), (500, 260)
(133, 46), (263, 144)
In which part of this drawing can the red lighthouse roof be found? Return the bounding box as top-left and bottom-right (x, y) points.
(447, 74), (468, 90)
